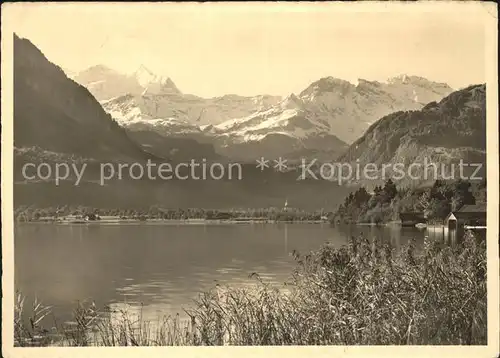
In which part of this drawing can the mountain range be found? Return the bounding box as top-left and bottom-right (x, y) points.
(76, 66), (453, 161)
(75, 65), (282, 126)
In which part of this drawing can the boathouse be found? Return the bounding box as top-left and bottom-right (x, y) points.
(445, 204), (486, 231)
(399, 212), (426, 227)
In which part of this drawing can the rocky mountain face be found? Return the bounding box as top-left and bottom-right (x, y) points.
(101, 93), (281, 129)
(74, 64), (182, 100)
(214, 75), (454, 144)
(204, 93), (348, 161)
(338, 84), (486, 187)
(75, 66), (282, 126)
(99, 91), (284, 161)
(133, 65), (182, 96)
(199, 76), (453, 161)
(92, 71), (452, 162)
(296, 75), (453, 143)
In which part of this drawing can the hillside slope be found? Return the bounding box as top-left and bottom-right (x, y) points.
(339, 84), (486, 186)
(14, 35), (151, 162)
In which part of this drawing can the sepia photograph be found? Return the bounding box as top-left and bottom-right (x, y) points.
(1, 2), (499, 356)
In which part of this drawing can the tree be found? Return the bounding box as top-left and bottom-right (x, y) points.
(416, 191), (431, 212)
(426, 199), (450, 220)
(450, 180), (475, 210)
(474, 178), (487, 204)
(354, 187), (371, 205)
(382, 179), (398, 204)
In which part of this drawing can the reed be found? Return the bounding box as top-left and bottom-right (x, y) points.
(14, 231), (487, 346)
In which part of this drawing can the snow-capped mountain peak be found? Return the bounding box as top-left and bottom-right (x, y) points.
(158, 77), (181, 94)
(299, 76), (355, 99)
(134, 65), (157, 87)
(387, 74), (416, 85)
(133, 65), (182, 95)
(355, 78), (383, 88)
(280, 93), (304, 110)
(386, 74), (452, 89)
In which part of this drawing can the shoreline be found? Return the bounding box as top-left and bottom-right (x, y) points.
(21, 219), (445, 229)
(18, 219), (331, 226)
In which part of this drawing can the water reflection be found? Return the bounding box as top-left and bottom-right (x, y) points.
(426, 225), (462, 247)
(333, 224), (426, 250)
(284, 223), (288, 254)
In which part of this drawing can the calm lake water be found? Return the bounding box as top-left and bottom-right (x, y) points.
(14, 223), (436, 325)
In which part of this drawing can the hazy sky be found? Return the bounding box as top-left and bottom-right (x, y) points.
(8, 3), (490, 97)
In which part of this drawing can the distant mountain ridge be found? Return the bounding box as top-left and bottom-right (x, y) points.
(89, 69), (452, 161)
(75, 65), (282, 126)
(76, 65), (453, 139)
(101, 92), (281, 128)
(199, 75), (453, 160)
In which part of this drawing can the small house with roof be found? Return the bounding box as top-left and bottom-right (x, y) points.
(445, 204), (486, 231)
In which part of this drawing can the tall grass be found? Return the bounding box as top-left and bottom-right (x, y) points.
(14, 230), (487, 346)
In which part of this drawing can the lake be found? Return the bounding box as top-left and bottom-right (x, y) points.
(14, 223), (435, 326)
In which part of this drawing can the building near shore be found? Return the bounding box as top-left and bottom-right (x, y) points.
(445, 204), (486, 231)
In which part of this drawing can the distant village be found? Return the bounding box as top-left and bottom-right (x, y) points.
(17, 200), (332, 224)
